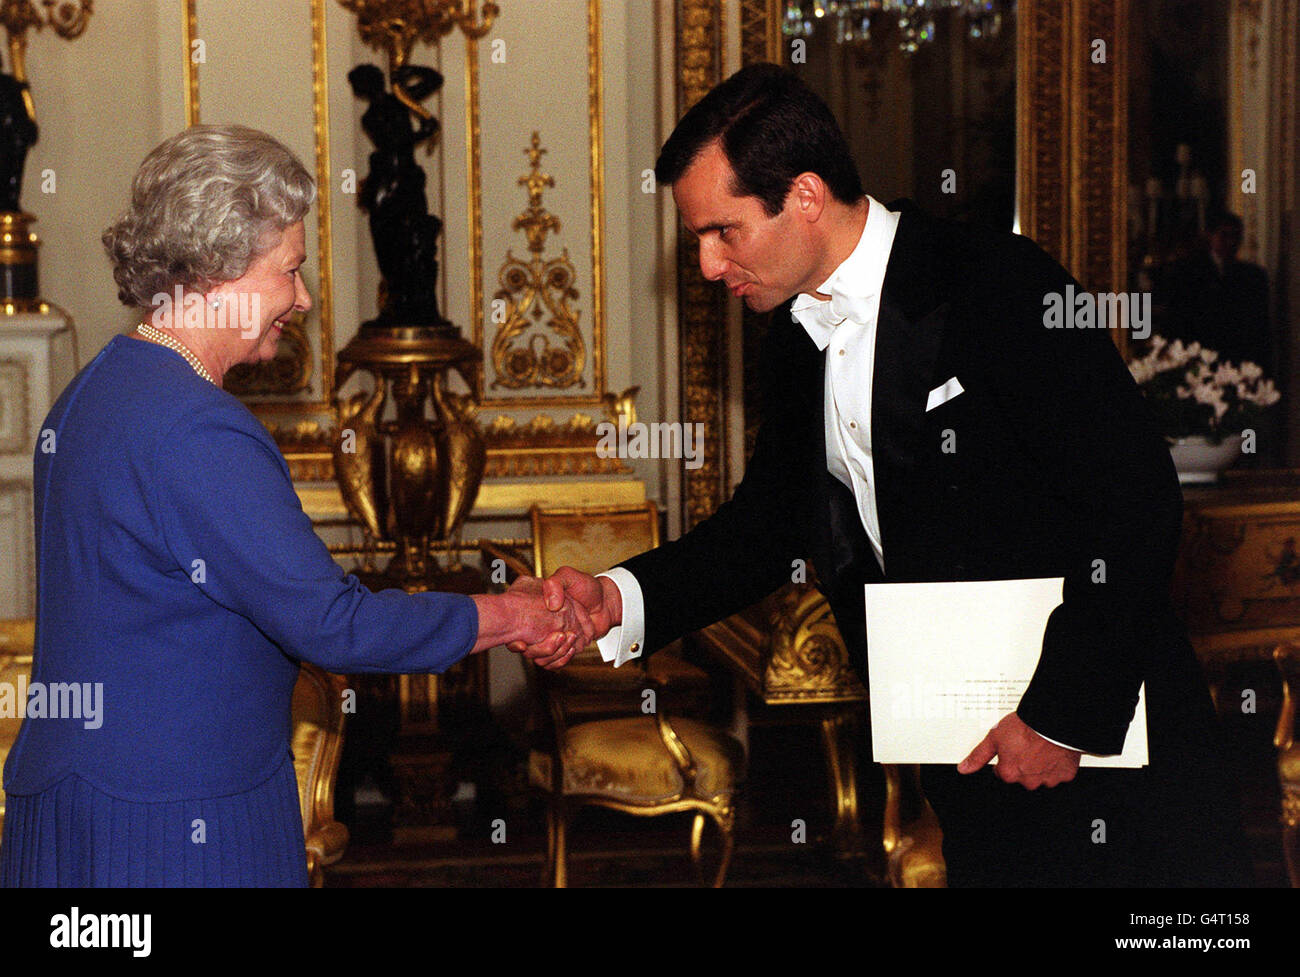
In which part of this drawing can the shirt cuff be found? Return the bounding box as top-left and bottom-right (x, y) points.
(1025, 723), (1086, 754)
(595, 567), (645, 668)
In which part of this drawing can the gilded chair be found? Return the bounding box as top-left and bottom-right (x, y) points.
(488, 503), (744, 887)
(882, 763), (947, 888)
(533, 659), (744, 887)
(1275, 642), (1300, 887)
(0, 618), (35, 845)
(291, 662), (350, 887)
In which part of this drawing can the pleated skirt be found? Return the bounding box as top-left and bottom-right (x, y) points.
(0, 753), (309, 888)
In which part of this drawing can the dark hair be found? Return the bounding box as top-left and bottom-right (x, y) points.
(1209, 210), (1244, 234)
(654, 63), (863, 216)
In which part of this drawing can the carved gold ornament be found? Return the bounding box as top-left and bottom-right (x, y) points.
(0, 0), (92, 125)
(491, 132), (586, 392)
(480, 384), (638, 478)
(764, 583), (865, 698)
(338, 0), (497, 70)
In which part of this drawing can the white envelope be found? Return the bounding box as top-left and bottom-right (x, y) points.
(864, 577), (1148, 767)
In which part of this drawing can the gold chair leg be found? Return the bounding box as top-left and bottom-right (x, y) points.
(553, 800), (568, 889)
(883, 765), (947, 888)
(881, 763), (903, 886)
(1283, 793), (1299, 888)
(687, 806), (736, 887)
(819, 710), (865, 856)
(711, 805), (735, 888)
(543, 800), (557, 887)
(689, 812), (707, 885)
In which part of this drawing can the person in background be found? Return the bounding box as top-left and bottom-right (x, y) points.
(1157, 210), (1272, 375)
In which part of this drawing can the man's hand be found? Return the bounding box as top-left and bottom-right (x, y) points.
(470, 581), (595, 668)
(958, 712), (1081, 790)
(507, 566), (623, 666)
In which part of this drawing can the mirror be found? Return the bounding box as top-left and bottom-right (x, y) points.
(785, 1), (1017, 230)
(1127, 0), (1290, 466)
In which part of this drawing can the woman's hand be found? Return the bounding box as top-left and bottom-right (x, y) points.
(470, 578), (595, 668)
(506, 567), (622, 661)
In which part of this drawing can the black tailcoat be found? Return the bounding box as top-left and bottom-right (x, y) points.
(621, 202), (1249, 886)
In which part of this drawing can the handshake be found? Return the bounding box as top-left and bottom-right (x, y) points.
(470, 567), (624, 668)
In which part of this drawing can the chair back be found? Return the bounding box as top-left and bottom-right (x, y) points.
(529, 502), (660, 677)
(530, 502), (660, 578)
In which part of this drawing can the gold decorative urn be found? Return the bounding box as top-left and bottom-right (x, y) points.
(334, 329), (486, 591)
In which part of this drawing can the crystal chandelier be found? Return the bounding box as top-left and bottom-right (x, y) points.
(783, 0), (1009, 54)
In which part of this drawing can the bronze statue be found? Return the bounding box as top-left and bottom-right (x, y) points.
(0, 62), (36, 213)
(348, 62), (447, 330)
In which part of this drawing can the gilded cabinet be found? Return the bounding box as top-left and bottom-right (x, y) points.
(1173, 471), (1300, 684)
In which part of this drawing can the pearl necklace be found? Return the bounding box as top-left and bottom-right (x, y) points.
(135, 323), (216, 385)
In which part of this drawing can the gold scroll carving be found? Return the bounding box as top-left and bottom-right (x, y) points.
(491, 133), (586, 392)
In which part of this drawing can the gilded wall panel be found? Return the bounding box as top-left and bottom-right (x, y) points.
(675, 0), (727, 528)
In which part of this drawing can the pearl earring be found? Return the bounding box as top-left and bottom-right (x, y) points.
(208, 295), (223, 309)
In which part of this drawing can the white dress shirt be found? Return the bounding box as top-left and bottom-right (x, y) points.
(790, 195), (898, 573)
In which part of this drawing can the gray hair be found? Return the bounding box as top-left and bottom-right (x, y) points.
(103, 125), (316, 308)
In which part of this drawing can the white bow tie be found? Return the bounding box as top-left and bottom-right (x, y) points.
(791, 287), (877, 349)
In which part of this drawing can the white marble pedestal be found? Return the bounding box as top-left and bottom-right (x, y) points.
(0, 309), (77, 617)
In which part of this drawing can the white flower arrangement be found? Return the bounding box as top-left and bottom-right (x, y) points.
(1128, 335), (1279, 443)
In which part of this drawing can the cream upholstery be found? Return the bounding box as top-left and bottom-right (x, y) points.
(545, 716), (743, 804)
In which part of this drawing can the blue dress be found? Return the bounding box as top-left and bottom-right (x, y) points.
(0, 334), (478, 886)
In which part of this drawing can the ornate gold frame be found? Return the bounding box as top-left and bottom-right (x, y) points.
(1017, 0), (1128, 297)
(675, 0), (727, 530)
(468, 0), (608, 408)
(678, 0), (1131, 522)
(182, 0), (198, 126)
(464, 28), (485, 385)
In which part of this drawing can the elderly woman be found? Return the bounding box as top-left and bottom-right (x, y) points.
(0, 125), (584, 887)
